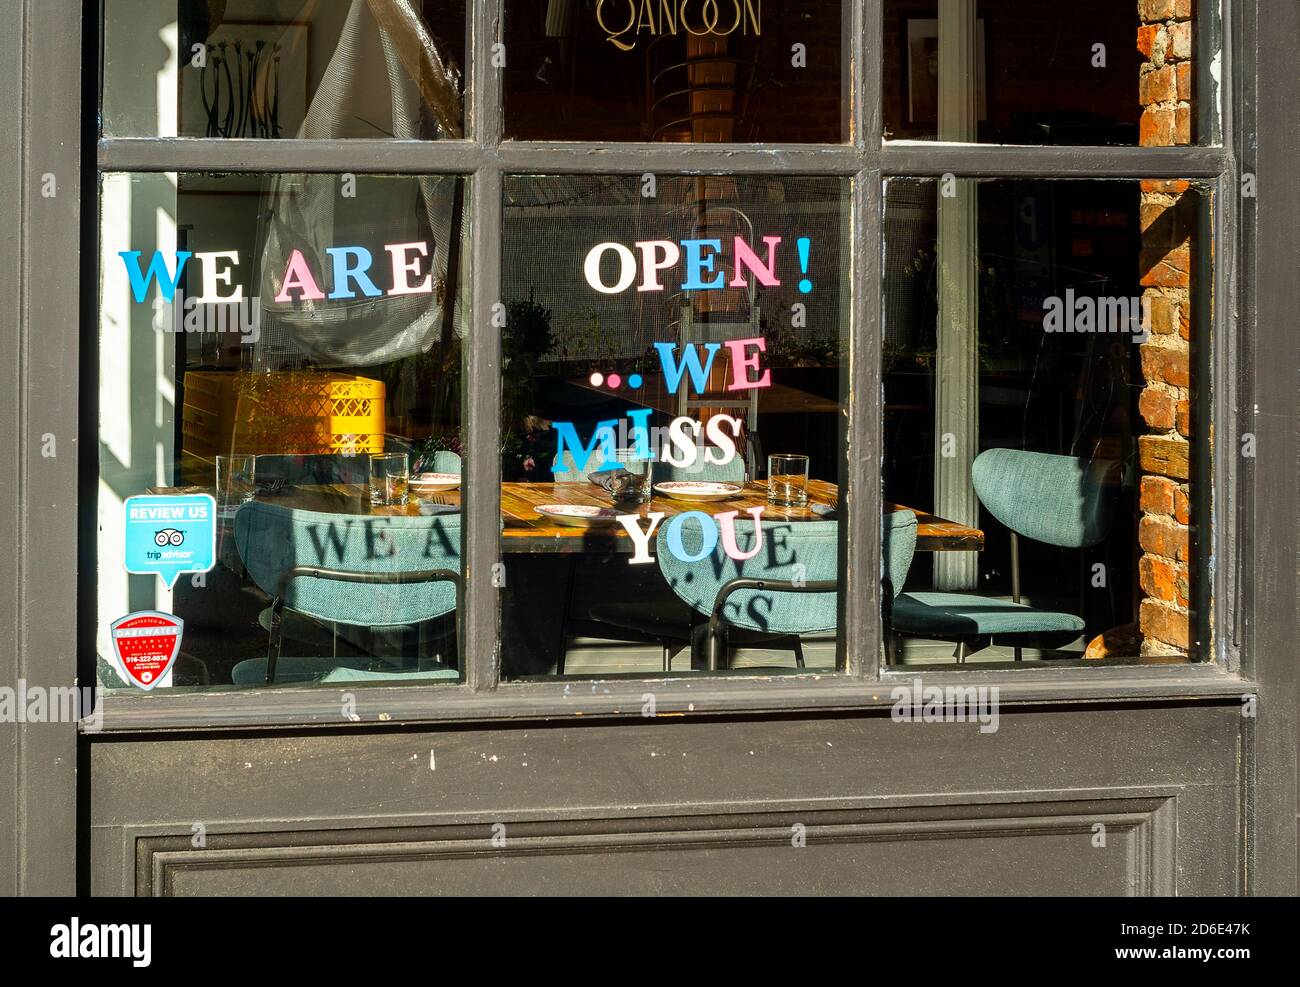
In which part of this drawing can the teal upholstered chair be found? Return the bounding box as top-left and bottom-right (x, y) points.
(231, 501), (462, 685)
(890, 449), (1117, 663)
(590, 509), (918, 671)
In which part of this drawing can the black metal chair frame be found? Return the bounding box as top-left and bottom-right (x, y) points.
(265, 566), (462, 684)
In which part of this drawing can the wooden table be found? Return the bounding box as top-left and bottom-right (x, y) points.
(260, 479), (983, 556)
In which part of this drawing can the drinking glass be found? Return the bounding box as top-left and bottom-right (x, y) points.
(215, 453), (257, 517)
(370, 452), (410, 506)
(613, 450), (652, 505)
(767, 454), (810, 507)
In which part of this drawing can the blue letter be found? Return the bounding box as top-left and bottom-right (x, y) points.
(119, 250), (191, 303)
(653, 341), (720, 396)
(326, 246), (383, 300)
(680, 239), (724, 290)
(626, 408), (654, 460)
(553, 420), (619, 475)
(665, 511), (718, 562)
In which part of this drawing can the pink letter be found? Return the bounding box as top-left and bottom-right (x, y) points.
(385, 241), (433, 296)
(722, 337), (772, 390)
(729, 235), (782, 288)
(635, 240), (681, 292)
(716, 507), (765, 561)
(275, 249), (325, 302)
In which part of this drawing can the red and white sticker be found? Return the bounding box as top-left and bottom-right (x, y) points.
(110, 611), (183, 690)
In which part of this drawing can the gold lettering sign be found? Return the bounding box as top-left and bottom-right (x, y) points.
(596, 0), (761, 52)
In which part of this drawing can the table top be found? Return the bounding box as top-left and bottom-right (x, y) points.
(232, 478), (983, 555)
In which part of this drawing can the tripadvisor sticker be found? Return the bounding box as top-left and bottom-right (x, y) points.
(110, 611), (183, 689)
(124, 493), (216, 587)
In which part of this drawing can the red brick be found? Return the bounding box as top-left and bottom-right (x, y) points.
(1141, 244), (1191, 287)
(1139, 435), (1191, 481)
(1176, 62), (1192, 101)
(1140, 107), (1175, 146)
(1139, 0), (1176, 21)
(1175, 399), (1191, 437)
(1140, 514), (1191, 562)
(1169, 21), (1193, 60)
(1140, 65), (1177, 105)
(1136, 24), (1162, 60)
(1173, 486), (1191, 525)
(1139, 388), (1176, 429)
(1140, 344), (1191, 387)
(1141, 179), (1191, 195)
(1140, 554), (1190, 608)
(1146, 292), (1178, 334)
(1140, 598), (1190, 651)
(1175, 104), (1192, 144)
(1174, 0), (1193, 18)
(1140, 475), (1177, 516)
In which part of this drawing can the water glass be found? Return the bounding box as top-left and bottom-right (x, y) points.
(613, 451), (652, 505)
(215, 453), (257, 517)
(767, 454), (809, 507)
(370, 452), (410, 507)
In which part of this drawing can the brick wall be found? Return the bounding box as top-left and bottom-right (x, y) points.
(1136, 0), (1194, 656)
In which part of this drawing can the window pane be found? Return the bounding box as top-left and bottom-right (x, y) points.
(882, 177), (1207, 666)
(503, 1), (847, 142)
(96, 171), (469, 691)
(499, 174), (849, 678)
(102, 1), (466, 139)
(884, 1), (1207, 146)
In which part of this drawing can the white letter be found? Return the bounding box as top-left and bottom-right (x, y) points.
(583, 242), (638, 294)
(617, 512), (665, 564)
(194, 251), (242, 303)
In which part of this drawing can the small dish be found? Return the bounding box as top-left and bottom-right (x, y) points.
(652, 481), (744, 502)
(410, 472), (461, 494)
(536, 504), (623, 527)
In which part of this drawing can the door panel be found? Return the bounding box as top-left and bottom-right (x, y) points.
(90, 703), (1241, 895)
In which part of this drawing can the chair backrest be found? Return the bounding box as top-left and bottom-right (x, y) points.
(233, 501), (460, 627)
(971, 449), (1116, 549)
(654, 510), (917, 636)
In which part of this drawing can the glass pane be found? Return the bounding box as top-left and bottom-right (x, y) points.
(884, 1), (1207, 146)
(499, 174), (849, 678)
(503, 1), (847, 142)
(96, 171), (469, 691)
(102, 1), (466, 139)
(882, 177), (1207, 666)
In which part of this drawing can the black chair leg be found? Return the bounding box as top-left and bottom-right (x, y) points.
(792, 637), (805, 669)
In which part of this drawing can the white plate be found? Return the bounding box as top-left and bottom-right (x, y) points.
(652, 481), (744, 502)
(410, 472), (461, 493)
(536, 504), (623, 527)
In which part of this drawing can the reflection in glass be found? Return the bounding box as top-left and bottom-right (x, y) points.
(103, 0), (466, 139)
(883, 1), (1201, 146)
(96, 172), (468, 690)
(499, 174), (849, 678)
(882, 177), (1206, 666)
(504, 0), (846, 142)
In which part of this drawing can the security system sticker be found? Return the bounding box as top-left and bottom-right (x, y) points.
(110, 611), (183, 690)
(124, 494), (216, 587)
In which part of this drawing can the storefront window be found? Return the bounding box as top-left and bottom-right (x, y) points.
(883, 1), (1204, 146)
(96, 171), (468, 689)
(102, 0), (467, 139)
(882, 177), (1208, 665)
(498, 174), (849, 678)
(503, 0), (847, 142)
(90, 0), (1224, 704)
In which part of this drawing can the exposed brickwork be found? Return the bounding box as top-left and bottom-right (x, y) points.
(1137, 0), (1195, 656)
